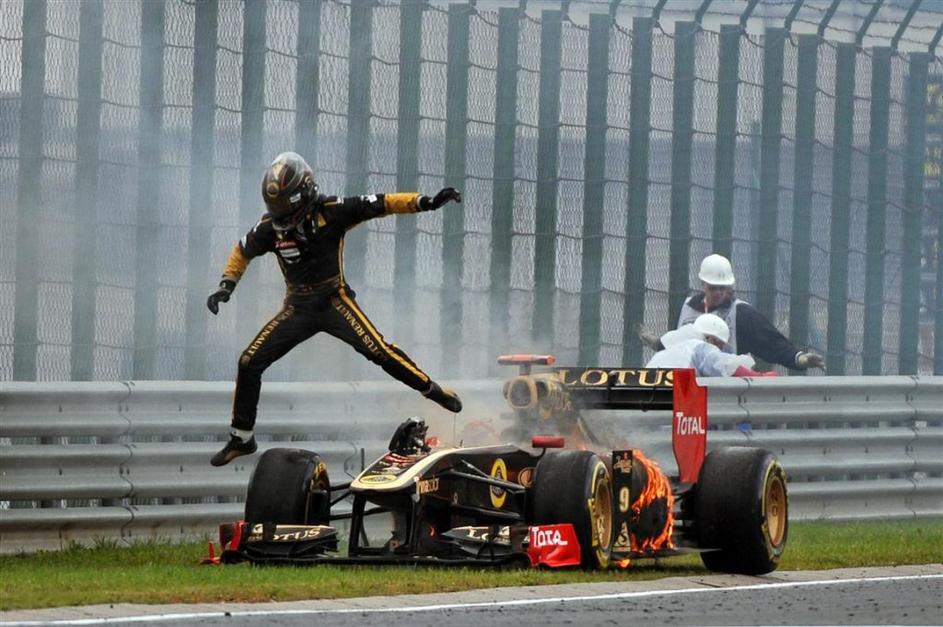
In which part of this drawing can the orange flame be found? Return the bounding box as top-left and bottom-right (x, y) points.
(616, 557), (631, 569)
(630, 450), (675, 552)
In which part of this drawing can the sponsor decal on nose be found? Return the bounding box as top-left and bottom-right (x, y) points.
(526, 524), (581, 567)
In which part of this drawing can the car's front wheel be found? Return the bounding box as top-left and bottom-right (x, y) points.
(244, 448), (331, 526)
(531, 450), (613, 569)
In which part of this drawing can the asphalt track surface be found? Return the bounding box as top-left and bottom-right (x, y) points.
(3, 565), (941, 626)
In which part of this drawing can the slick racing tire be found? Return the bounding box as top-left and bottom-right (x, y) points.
(244, 448), (331, 526)
(695, 447), (788, 575)
(531, 450), (613, 569)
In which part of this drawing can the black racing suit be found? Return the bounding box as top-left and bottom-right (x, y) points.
(220, 192), (430, 431)
(678, 291), (805, 369)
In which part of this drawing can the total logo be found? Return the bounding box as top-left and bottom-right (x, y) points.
(530, 527), (569, 549)
(675, 411), (705, 435)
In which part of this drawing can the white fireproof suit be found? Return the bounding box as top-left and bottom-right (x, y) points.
(645, 325), (755, 377)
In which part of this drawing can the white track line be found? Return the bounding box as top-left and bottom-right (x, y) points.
(4, 573), (942, 626)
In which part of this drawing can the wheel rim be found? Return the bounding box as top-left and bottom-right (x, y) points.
(593, 475), (613, 556)
(765, 473), (787, 547)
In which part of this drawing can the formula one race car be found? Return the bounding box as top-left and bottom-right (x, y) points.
(209, 358), (788, 575)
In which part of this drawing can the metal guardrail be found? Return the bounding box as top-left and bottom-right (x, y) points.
(1, 377), (941, 552)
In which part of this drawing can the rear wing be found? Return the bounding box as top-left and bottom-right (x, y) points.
(499, 356), (708, 483)
(545, 367), (675, 410)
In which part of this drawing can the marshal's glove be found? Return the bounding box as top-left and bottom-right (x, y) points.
(635, 323), (664, 351)
(206, 279), (236, 315)
(418, 187), (462, 211)
(795, 350), (825, 370)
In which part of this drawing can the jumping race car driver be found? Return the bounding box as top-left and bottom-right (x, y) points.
(206, 151), (463, 467)
(640, 253), (825, 371)
(645, 313), (770, 377)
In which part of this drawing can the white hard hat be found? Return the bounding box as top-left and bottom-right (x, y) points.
(693, 313), (730, 344)
(698, 254), (735, 286)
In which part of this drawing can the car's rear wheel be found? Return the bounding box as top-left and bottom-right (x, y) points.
(531, 450), (613, 569)
(244, 448), (331, 526)
(695, 447), (788, 574)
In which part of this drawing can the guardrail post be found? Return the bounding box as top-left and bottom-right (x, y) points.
(533, 9), (563, 350)
(863, 47), (891, 375)
(72, 0), (104, 381)
(712, 24), (740, 259)
(12, 0), (46, 381)
(578, 13), (611, 365)
(826, 43), (856, 374)
(789, 33), (818, 373)
(341, 0), (374, 287)
(756, 27), (785, 329)
(236, 0), (267, 345)
(184, 0), (219, 380)
(133, 0), (166, 379)
(899, 51), (930, 374)
(441, 2), (471, 376)
(622, 16), (653, 366)
(393, 0), (423, 347)
(668, 21), (696, 328)
(490, 6), (521, 348)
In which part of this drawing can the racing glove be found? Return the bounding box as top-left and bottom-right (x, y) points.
(206, 279), (236, 315)
(795, 351), (825, 370)
(418, 187), (462, 211)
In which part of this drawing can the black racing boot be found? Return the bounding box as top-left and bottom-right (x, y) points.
(423, 381), (463, 413)
(210, 435), (257, 467)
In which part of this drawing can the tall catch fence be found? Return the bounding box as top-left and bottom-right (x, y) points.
(1, 0), (941, 384)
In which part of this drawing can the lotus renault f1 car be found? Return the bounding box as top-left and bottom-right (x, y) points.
(209, 357), (788, 575)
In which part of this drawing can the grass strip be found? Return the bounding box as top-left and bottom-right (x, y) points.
(2, 519), (941, 611)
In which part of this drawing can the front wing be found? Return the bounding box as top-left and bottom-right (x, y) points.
(207, 521), (583, 568)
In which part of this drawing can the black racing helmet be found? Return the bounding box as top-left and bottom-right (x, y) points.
(261, 152), (319, 231)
